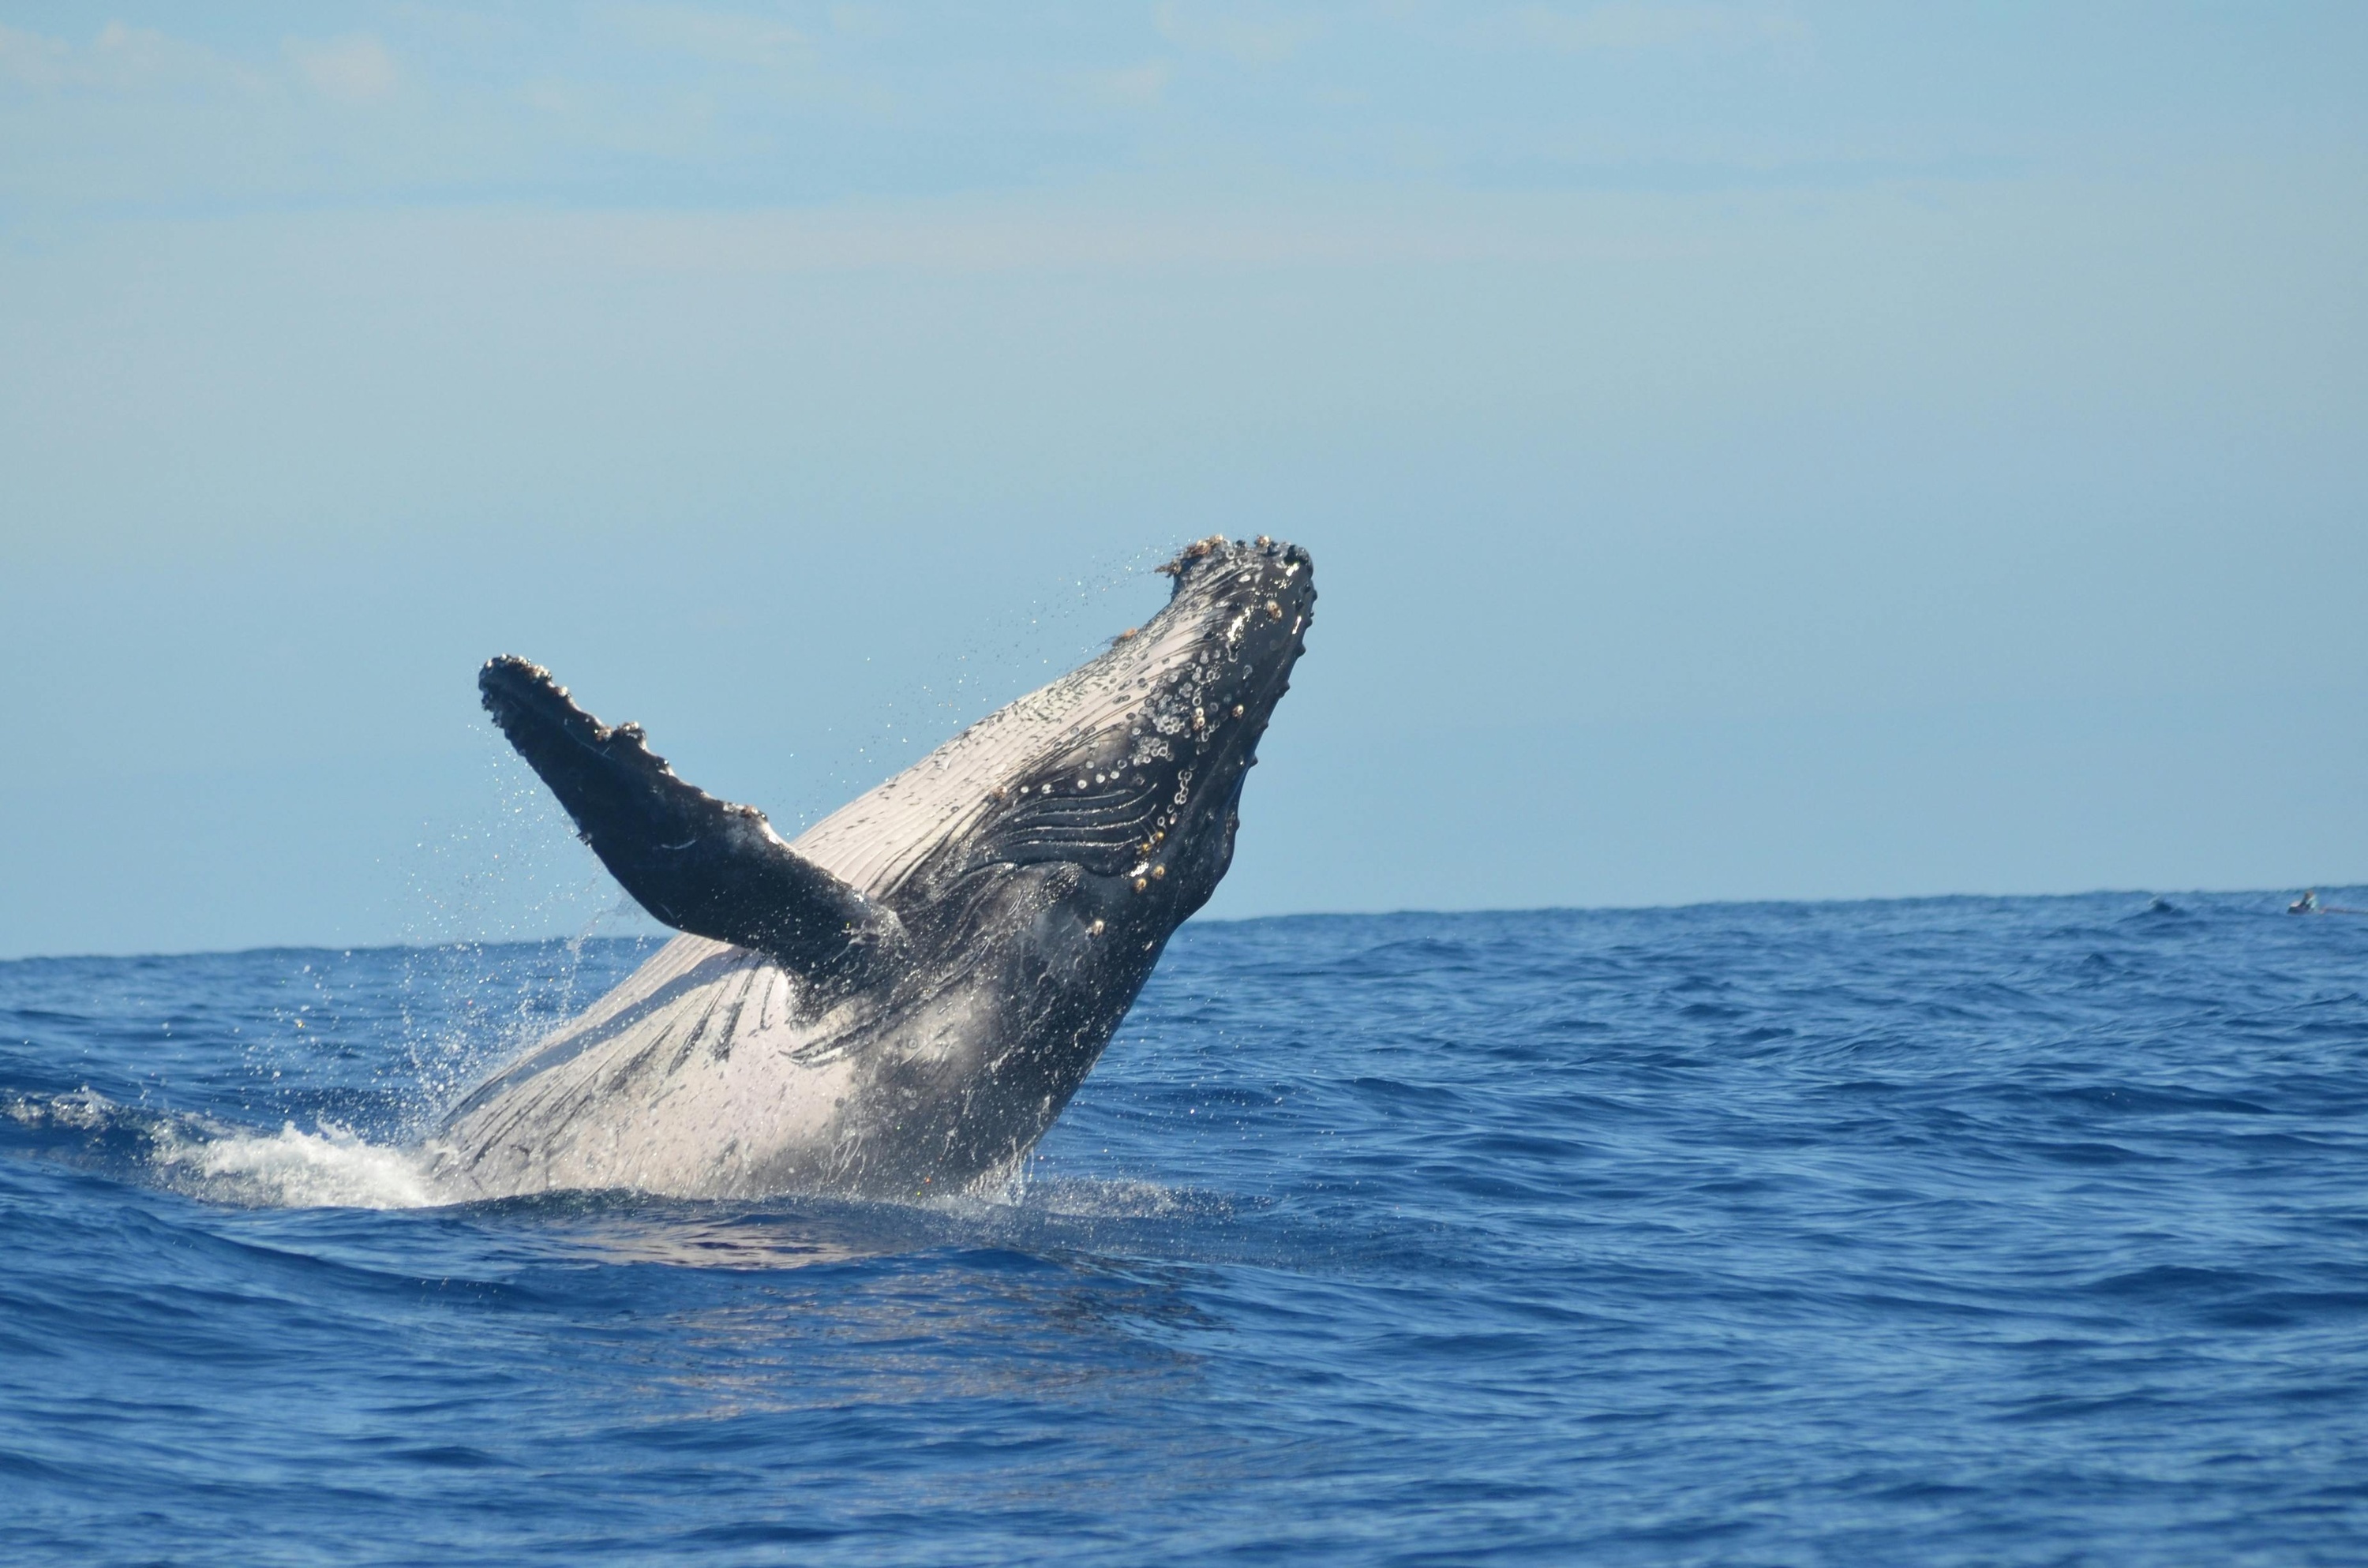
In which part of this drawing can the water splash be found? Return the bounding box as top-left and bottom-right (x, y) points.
(152, 1120), (444, 1211)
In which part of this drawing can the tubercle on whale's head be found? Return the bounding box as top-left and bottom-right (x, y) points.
(1156, 533), (1315, 609)
(1142, 534), (1317, 667)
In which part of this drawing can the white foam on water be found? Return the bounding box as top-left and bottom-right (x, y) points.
(7, 1087), (120, 1131)
(1011, 1176), (1219, 1221)
(534, 1215), (875, 1271)
(152, 1122), (445, 1211)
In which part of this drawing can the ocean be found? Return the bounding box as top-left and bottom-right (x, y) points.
(3, 893), (2365, 1565)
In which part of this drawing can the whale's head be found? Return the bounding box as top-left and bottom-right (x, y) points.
(804, 535), (1315, 939)
(1111, 533), (1316, 919)
(973, 533), (1314, 924)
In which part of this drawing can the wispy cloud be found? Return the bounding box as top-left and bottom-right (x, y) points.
(598, 4), (809, 69)
(285, 36), (399, 104)
(1512, 3), (1805, 54)
(1082, 62), (1171, 107)
(1155, 2), (1321, 65)
(0, 21), (260, 92)
(556, 192), (1697, 276)
(520, 78), (577, 115)
(0, 24), (69, 87)
(826, 5), (901, 41)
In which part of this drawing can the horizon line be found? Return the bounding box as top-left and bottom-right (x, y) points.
(3, 882), (2355, 966)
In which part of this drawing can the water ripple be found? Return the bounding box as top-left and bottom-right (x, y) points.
(3, 892), (2367, 1563)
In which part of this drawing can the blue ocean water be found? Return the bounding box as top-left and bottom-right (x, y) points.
(4, 893), (2366, 1566)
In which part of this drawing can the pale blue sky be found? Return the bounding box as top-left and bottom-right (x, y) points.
(2, 3), (2362, 956)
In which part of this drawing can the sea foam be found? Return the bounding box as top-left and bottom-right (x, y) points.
(153, 1121), (444, 1211)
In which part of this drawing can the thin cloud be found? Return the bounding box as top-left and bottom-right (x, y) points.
(598, 4), (810, 69)
(520, 79), (576, 115)
(1512, 3), (1805, 54)
(1154, 2), (1321, 65)
(1083, 62), (1171, 107)
(285, 36), (399, 104)
(827, 5), (902, 41)
(0, 21), (260, 92)
(551, 193), (1702, 276)
(0, 24), (69, 88)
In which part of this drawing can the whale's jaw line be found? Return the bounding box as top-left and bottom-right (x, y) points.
(436, 536), (1314, 1202)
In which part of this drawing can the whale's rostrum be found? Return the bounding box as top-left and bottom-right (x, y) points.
(432, 537), (1314, 1200)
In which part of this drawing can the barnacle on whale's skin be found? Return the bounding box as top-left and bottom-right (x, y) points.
(436, 537), (1315, 1203)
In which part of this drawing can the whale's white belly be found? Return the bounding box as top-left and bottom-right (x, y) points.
(435, 934), (856, 1199)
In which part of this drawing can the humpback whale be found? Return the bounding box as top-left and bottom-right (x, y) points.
(433, 537), (1314, 1201)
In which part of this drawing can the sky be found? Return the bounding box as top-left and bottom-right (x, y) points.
(2, 2), (2363, 957)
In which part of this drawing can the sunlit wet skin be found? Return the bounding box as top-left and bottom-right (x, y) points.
(432, 537), (1314, 1203)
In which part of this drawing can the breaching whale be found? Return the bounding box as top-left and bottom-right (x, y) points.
(432, 537), (1313, 1201)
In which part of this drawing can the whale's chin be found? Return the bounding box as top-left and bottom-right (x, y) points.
(437, 537), (1314, 1201)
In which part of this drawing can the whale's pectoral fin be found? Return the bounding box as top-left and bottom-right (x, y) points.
(478, 656), (908, 995)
